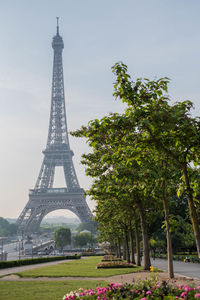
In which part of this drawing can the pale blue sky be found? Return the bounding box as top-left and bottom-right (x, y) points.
(0, 0), (200, 218)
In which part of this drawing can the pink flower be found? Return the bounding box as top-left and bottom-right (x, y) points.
(141, 298), (147, 300)
(146, 291), (152, 295)
(180, 291), (187, 297)
(184, 285), (193, 292)
(195, 294), (200, 298)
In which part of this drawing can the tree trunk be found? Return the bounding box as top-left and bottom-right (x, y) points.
(115, 242), (119, 257)
(117, 238), (121, 258)
(134, 217), (141, 266)
(182, 163), (200, 258)
(135, 195), (151, 270)
(125, 229), (130, 263)
(123, 240), (127, 260)
(162, 176), (174, 278)
(130, 229), (136, 264)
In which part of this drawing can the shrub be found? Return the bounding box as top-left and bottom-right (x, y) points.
(155, 253), (200, 263)
(0, 255), (81, 269)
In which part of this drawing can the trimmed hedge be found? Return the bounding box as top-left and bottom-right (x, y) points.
(97, 261), (135, 269)
(155, 253), (200, 263)
(81, 253), (105, 256)
(0, 255), (81, 269)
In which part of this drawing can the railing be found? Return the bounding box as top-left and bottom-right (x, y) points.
(29, 187), (84, 195)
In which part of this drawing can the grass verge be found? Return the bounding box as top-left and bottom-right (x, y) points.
(17, 256), (143, 278)
(0, 280), (107, 300)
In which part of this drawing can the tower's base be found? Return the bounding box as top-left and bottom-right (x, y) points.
(17, 188), (93, 234)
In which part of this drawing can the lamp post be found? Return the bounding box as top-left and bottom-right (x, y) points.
(18, 240), (21, 260)
(0, 237), (7, 261)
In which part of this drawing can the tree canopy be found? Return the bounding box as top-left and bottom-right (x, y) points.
(54, 227), (71, 251)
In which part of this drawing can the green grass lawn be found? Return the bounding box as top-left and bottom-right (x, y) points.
(0, 280), (107, 300)
(17, 256), (143, 278)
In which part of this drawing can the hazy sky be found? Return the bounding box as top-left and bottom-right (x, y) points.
(1, 0), (200, 219)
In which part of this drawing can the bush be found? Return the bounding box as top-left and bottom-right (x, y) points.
(155, 253), (200, 263)
(81, 252), (105, 256)
(0, 255), (81, 269)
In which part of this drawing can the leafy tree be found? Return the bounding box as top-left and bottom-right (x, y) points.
(54, 227), (71, 251)
(0, 217), (17, 237)
(112, 62), (200, 258)
(76, 221), (97, 235)
(74, 232), (96, 248)
(71, 62), (200, 278)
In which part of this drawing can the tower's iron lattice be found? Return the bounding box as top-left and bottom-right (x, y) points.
(17, 20), (92, 234)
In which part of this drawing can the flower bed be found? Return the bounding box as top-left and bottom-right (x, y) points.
(63, 281), (200, 299)
(101, 255), (122, 262)
(97, 261), (135, 268)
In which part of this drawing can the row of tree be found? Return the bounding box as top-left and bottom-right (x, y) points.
(72, 62), (200, 278)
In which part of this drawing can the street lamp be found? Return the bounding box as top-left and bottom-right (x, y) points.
(0, 237), (7, 261)
(18, 240), (21, 260)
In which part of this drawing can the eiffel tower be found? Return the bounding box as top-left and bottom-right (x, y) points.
(17, 19), (92, 234)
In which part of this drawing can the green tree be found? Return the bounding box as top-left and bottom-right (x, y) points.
(74, 232), (96, 248)
(54, 227), (71, 251)
(76, 221), (97, 235)
(71, 62), (200, 277)
(0, 217), (17, 237)
(112, 62), (200, 258)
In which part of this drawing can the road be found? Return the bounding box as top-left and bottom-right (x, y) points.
(151, 258), (200, 279)
(2, 237), (52, 261)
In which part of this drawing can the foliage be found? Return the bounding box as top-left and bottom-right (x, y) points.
(54, 227), (71, 251)
(155, 253), (200, 263)
(76, 221), (97, 235)
(0, 217), (17, 236)
(74, 232), (96, 247)
(0, 255), (81, 269)
(63, 280), (200, 299)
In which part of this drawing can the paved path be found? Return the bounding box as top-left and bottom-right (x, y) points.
(151, 258), (200, 279)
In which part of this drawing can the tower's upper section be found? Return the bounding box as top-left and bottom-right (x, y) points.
(46, 18), (69, 149)
(52, 17), (64, 50)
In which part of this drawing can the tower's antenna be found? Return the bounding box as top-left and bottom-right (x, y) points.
(56, 17), (59, 35)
